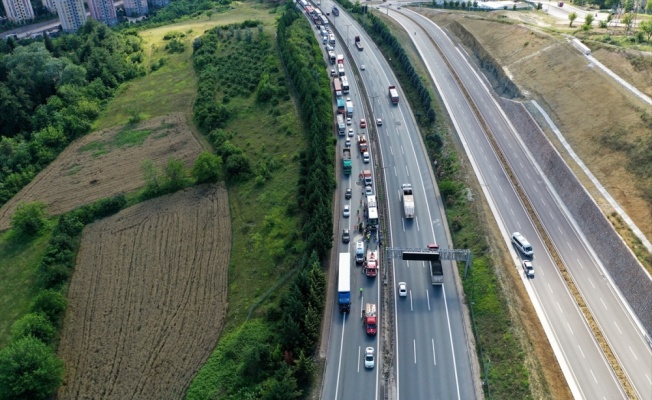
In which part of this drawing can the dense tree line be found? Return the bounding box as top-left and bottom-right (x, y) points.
(187, 5), (331, 398)
(0, 195), (127, 399)
(0, 20), (144, 206)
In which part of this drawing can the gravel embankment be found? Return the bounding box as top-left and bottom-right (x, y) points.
(499, 98), (652, 336)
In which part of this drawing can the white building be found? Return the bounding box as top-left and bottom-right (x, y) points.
(87, 0), (117, 26)
(55, 0), (87, 32)
(123, 0), (148, 17)
(2, 0), (35, 23)
(41, 0), (58, 14)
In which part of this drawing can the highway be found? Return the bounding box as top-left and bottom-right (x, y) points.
(313, 2), (478, 399)
(387, 7), (651, 400)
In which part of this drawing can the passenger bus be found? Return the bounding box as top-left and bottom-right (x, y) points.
(341, 75), (350, 94)
(367, 195), (379, 229)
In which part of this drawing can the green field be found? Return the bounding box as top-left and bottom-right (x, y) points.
(94, 2), (278, 131)
(0, 227), (54, 347)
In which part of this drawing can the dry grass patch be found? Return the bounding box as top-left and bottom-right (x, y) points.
(57, 184), (230, 399)
(0, 113), (202, 231)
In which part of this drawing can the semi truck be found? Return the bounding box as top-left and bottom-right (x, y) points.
(346, 99), (354, 116)
(328, 51), (336, 64)
(362, 303), (377, 335)
(337, 114), (345, 134)
(355, 35), (363, 51)
(357, 135), (368, 154)
(389, 85), (399, 104)
(333, 77), (342, 97)
(365, 251), (378, 277)
(337, 98), (345, 114)
(340, 75), (349, 94)
(401, 183), (415, 218)
(428, 244), (443, 285)
(342, 148), (352, 174)
(338, 253), (351, 312)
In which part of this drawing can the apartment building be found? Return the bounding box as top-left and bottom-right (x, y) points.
(2, 0), (35, 23)
(123, 0), (148, 17)
(55, 0), (87, 32)
(87, 0), (117, 26)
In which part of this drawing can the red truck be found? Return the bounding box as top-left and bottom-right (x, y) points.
(389, 85), (399, 104)
(357, 135), (368, 154)
(362, 303), (377, 335)
(364, 251), (378, 277)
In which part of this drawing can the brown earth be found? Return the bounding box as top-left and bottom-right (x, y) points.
(0, 113), (203, 231)
(421, 10), (652, 245)
(57, 184), (230, 399)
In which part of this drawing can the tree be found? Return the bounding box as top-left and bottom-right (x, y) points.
(31, 289), (67, 324)
(141, 159), (161, 194)
(647, 0), (652, 14)
(568, 12), (578, 27)
(192, 152), (223, 183)
(164, 157), (190, 190)
(10, 313), (55, 344)
(640, 20), (652, 41)
(0, 336), (64, 400)
(10, 202), (47, 236)
(583, 13), (594, 28)
(622, 13), (634, 34)
(206, 10), (214, 20)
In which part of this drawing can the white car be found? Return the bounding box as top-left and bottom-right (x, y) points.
(398, 282), (407, 297)
(376, 118), (383, 126)
(522, 260), (534, 278)
(364, 347), (375, 368)
(362, 151), (370, 163)
(365, 185), (373, 197)
(348, 128), (354, 138)
(346, 117), (352, 125)
(360, 64), (366, 71)
(345, 138), (351, 148)
(343, 204), (350, 218)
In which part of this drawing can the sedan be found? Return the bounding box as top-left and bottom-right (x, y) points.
(362, 151), (370, 163)
(376, 118), (383, 126)
(522, 260), (534, 278)
(348, 128), (354, 138)
(346, 117), (352, 125)
(343, 204), (350, 218)
(345, 188), (352, 199)
(398, 282), (407, 297)
(360, 64), (366, 71)
(365, 185), (373, 197)
(360, 118), (366, 128)
(345, 138), (351, 148)
(364, 347), (375, 368)
(342, 229), (350, 243)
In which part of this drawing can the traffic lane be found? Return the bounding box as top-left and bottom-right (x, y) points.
(392, 8), (628, 396)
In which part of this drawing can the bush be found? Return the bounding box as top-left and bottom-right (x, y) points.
(192, 152), (223, 183)
(10, 202), (48, 236)
(10, 313), (56, 344)
(0, 336), (64, 400)
(31, 290), (67, 325)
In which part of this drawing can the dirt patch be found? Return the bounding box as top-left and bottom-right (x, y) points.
(0, 113), (203, 231)
(421, 10), (652, 249)
(57, 184), (230, 399)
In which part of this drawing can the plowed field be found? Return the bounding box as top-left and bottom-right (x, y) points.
(57, 184), (230, 399)
(0, 113), (202, 231)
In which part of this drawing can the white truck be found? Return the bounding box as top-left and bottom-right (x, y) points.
(401, 184), (414, 218)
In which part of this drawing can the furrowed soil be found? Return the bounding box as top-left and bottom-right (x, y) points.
(0, 113), (202, 231)
(57, 184), (230, 399)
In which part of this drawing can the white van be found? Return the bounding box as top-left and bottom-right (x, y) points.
(329, 33), (336, 45)
(511, 232), (533, 257)
(355, 241), (365, 264)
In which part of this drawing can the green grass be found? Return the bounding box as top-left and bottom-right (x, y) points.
(0, 226), (54, 347)
(93, 2), (277, 131)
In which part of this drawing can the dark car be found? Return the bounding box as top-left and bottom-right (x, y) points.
(345, 188), (352, 199)
(342, 229), (350, 243)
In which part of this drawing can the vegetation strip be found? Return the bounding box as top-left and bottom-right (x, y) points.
(408, 13), (636, 399)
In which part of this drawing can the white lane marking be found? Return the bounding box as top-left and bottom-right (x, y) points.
(645, 373), (651, 385)
(600, 297), (608, 310)
(558, 225), (563, 235)
(413, 340), (417, 364)
(334, 313), (347, 398)
(577, 258), (583, 269)
(590, 369), (598, 384)
(510, 208), (514, 216)
(426, 288), (430, 311)
(577, 345), (585, 359)
(390, 146), (393, 156)
(416, 216), (420, 231)
(628, 346), (638, 360)
(614, 321), (622, 334)
(401, 144), (404, 155)
(432, 339), (437, 365)
(556, 302), (563, 314)
(588, 278), (595, 289)
(548, 283), (554, 293)
(394, 166), (397, 176)
(410, 291), (413, 311)
(567, 322), (574, 335)
(405, 165), (410, 177)
(357, 346), (361, 373)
